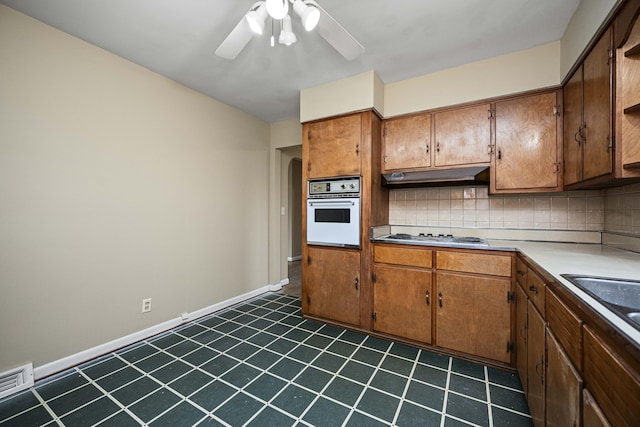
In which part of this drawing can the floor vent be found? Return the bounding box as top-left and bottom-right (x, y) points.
(0, 363), (34, 400)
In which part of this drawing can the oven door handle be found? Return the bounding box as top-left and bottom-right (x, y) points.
(308, 200), (356, 206)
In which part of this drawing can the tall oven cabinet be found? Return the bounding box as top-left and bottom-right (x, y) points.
(302, 110), (388, 330)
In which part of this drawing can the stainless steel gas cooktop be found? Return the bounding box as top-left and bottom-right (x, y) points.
(378, 233), (489, 248)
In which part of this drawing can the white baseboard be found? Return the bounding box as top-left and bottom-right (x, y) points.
(287, 256), (302, 262)
(33, 284), (279, 381)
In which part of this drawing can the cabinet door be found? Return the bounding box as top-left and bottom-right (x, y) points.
(527, 302), (545, 427)
(435, 272), (511, 363)
(516, 285), (528, 392)
(494, 92), (561, 191)
(373, 264), (432, 344)
(382, 113), (431, 171)
(583, 389), (612, 427)
(583, 27), (613, 181)
(546, 329), (582, 427)
(564, 68), (583, 186)
(303, 247), (360, 326)
(434, 104), (491, 167)
(306, 114), (361, 179)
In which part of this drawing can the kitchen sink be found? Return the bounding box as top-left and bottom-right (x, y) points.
(628, 312), (640, 327)
(562, 274), (640, 332)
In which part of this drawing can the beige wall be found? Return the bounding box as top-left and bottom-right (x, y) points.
(268, 119), (302, 285)
(560, 0), (620, 79)
(0, 6), (270, 372)
(385, 42), (562, 117)
(300, 70), (383, 122)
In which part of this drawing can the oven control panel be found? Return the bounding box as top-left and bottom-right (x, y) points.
(308, 177), (360, 197)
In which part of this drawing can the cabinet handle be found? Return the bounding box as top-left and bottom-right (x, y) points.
(436, 142), (440, 153)
(529, 285), (538, 295)
(497, 149), (502, 160)
(574, 130), (581, 145)
(355, 144), (360, 155)
(354, 277), (359, 290)
(516, 269), (526, 276)
(383, 155), (388, 164)
(535, 358), (544, 383)
(438, 292), (443, 308)
(487, 145), (493, 155)
(425, 143), (429, 155)
(425, 290), (430, 305)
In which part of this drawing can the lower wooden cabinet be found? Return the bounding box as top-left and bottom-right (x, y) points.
(435, 271), (511, 363)
(583, 388), (612, 427)
(583, 325), (640, 427)
(515, 284), (528, 390)
(546, 329), (582, 427)
(526, 300), (545, 427)
(302, 246), (361, 327)
(372, 264), (432, 343)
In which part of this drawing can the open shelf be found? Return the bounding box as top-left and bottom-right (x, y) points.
(624, 102), (640, 114)
(625, 43), (640, 57)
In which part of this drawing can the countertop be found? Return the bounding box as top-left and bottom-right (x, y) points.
(488, 239), (640, 347)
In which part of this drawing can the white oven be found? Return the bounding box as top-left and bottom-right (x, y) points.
(306, 177), (361, 248)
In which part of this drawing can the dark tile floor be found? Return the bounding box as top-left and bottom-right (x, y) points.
(0, 293), (532, 426)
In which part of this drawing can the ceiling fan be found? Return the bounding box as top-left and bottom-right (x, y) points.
(215, 0), (364, 60)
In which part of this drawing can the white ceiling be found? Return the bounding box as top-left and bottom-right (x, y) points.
(0, 0), (581, 123)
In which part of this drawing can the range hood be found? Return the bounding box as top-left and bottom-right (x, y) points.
(382, 166), (489, 187)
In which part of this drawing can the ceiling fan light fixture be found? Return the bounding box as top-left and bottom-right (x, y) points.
(293, 0), (320, 31)
(278, 15), (297, 45)
(246, 2), (268, 35)
(266, 0), (289, 20)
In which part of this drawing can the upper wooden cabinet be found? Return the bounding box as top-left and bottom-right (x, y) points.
(562, 6), (640, 189)
(564, 27), (614, 187)
(434, 104), (491, 167)
(304, 113), (362, 179)
(382, 113), (431, 172)
(616, 11), (640, 175)
(492, 90), (563, 193)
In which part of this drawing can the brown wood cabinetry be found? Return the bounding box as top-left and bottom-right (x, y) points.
(616, 11), (640, 175)
(303, 246), (361, 327)
(492, 90), (562, 193)
(302, 110), (388, 331)
(434, 104), (491, 167)
(526, 300), (545, 427)
(563, 28), (614, 187)
(435, 250), (513, 364)
(583, 325), (640, 427)
(372, 244), (433, 344)
(373, 264), (432, 344)
(382, 113), (431, 172)
(546, 329), (582, 427)
(515, 252), (640, 427)
(304, 113), (362, 179)
(583, 389), (612, 427)
(435, 271), (511, 363)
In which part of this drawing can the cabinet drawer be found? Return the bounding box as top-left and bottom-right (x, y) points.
(374, 245), (432, 268)
(583, 326), (640, 427)
(436, 251), (511, 277)
(546, 288), (583, 370)
(525, 268), (546, 315)
(515, 257), (528, 287)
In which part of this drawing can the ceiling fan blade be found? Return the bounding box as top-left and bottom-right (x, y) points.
(315, 4), (364, 60)
(215, 16), (254, 60)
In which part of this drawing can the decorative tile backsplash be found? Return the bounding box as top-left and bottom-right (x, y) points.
(604, 182), (640, 235)
(389, 186), (605, 231)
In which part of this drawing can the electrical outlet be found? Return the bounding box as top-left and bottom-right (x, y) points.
(141, 298), (152, 313)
